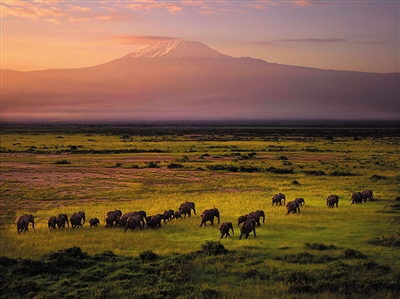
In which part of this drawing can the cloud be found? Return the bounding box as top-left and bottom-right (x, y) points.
(120, 1), (183, 14)
(107, 35), (184, 45)
(1, 1), (64, 20)
(252, 41), (274, 46)
(294, 1), (312, 7)
(279, 38), (347, 43)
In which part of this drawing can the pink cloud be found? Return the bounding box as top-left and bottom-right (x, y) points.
(107, 35), (184, 45)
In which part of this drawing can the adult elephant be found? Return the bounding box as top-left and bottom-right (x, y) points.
(124, 215), (143, 232)
(272, 193), (286, 206)
(199, 208), (220, 227)
(237, 214), (248, 226)
(120, 211), (145, 228)
(48, 216), (57, 229)
(105, 210), (122, 228)
(90, 218), (100, 227)
(55, 213), (69, 229)
(351, 192), (363, 204)
(362, 190), (373, 202)
(163, 209), (175, 222)
(248, 210), (265, 227)
(327, 195), (339, 208)
(16, 214), (35, 234)
(286, 198), (305, 214)
(219, 222), (234, 238)
(179, 201), (196, 218)
(147, 215), (162, 229)
(70, 211), (85, 228)
(239, 219), (256, 239)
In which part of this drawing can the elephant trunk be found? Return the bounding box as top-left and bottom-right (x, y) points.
(82, 217), (85, 225)
(217, 216), (220, 224)
(231, 227), (234, 235)
(31, 220), (35, 230)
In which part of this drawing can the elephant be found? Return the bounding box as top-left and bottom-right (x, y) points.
(147, 215), (162, 229)
(48, 216), (57, 229)
(174, 210), (183, 219)
(237, 214), (248, 226)
(248, 210), (265, 226)
(327, 195), (339, 208)
(179, 201), (196, 218)
(362, 190), (373, 202)
(70, 211), (85, 228)
(90, 218), (100, 227)
(55, 213), (69, 229)
(121, 212), (144, 227)
(105, 210), (122, 228)
(239, 219), (256, 239)
(272, 193), (286, 206)
(199, 208), (220, 227)
(163, 209), (175, 222)
(219, 222), (234, 238)
(286, 198), (305, 214)
(351, 192), (363, 204)
(16, 214), (35, 234)
(124, 215), (143, 232)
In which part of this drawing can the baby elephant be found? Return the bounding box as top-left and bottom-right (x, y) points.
(219, 222), (234, 238)
(89, 218), (100, 227)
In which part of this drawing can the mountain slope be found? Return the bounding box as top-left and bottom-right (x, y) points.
(1, 41), (399, 122)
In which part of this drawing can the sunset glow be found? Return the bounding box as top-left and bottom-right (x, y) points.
(2, 0), (399, 73)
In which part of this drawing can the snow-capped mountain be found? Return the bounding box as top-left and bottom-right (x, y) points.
(1, 41), (399, 122)
(125, 40), (226, 58)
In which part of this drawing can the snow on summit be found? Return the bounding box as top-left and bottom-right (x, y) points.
(128, 40), (225, 58)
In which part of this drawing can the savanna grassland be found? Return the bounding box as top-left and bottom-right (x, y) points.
(1, 123), (399, 299)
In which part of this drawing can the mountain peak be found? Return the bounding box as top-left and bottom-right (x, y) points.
(126, 40), (226, 58)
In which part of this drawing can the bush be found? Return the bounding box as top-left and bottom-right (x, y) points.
(200, 241), (228, 256)
(54, 160), (71, 165)
(342, 248), (368, 259)
(368, 234), (400, 247)
(139, 250), (159, 261)
(304, 242), (336, 250)
(146, 161), (159, 168)
(167, 163), (184, 169)
(266, 167), (294, 174)
(330, 171), (357, 176)
(303, 170), (326, 176)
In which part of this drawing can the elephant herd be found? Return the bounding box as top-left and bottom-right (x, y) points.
(326, 189), (373, 208)
(15, 190), (374, 237)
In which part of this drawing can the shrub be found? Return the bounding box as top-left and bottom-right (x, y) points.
(368, 234), (400, 247)
(200, 241), (228, 255)
(201, 288), (221, 299)
(342, 248), (368, 259)
(304, 242), (336, 250)
(370, 174), (387, 180)
(303, 170), (326, 176)
(266, 167), (294, 174)
(139, 250), (159, 261)
(167, 163), (184, 169)
(54, 160), (71, 164)
(146, 161), (159, 168)
(330, 171), (357, 176)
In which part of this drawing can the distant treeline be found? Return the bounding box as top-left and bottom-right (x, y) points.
(1, 121), (399, 138)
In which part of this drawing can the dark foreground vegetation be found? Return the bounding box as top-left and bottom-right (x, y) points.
(1, 241), (399, 299)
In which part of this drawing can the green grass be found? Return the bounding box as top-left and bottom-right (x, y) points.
(0, 124), (399, 298)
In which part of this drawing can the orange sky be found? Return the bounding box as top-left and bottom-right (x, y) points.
(1, 0), (399, 73)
